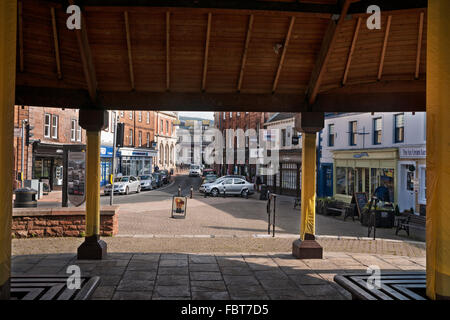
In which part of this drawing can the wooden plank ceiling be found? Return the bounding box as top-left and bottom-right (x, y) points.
(15, 0), (427, 112)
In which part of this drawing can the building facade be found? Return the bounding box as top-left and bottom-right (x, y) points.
(320, 112), (427, 214)
(154, 111), (178, 171)
(13, 106), (86, 191)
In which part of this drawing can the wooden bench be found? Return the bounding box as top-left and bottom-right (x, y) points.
(334, 272), (427, 300)
(325, 198), (352, 217)
(396, 214), (426, 236)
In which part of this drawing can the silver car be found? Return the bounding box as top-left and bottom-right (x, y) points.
(104, 176), (141, 195)
(200, 178), (254, 197)
(139, 175), (155, 191)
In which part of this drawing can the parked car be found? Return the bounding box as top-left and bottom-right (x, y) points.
(104, 176), (141, 195)
(160, 169), (170, 184)
(189, 164), (202, 177)
(202, 169), (216, 177)
(201, 174), (218, 185)
(152, 172), (163, 188)
(139, 175), (155, 191)
(200, 177), (254, 197)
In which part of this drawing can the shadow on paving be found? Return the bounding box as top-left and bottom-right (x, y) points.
(11, 252), (425, 300)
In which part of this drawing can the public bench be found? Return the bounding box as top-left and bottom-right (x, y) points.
(395, 214), (426, 236)
(334, 272), (427, 300)
(325, 197), (353, 217)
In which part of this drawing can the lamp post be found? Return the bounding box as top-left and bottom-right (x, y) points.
(110, 111), (118, 206)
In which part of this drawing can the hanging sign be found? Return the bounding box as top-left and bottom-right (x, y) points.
(67, 151), (86, 207)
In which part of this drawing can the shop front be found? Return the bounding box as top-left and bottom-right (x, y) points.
(333, 149), (398, 205)
(265, 149), (301, 196)
(100, 146), (114, 187)
(32, 143), (65, 191)
(118, 147), (157, 177)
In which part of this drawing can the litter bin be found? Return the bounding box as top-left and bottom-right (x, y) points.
(14, 188), (38, 208)
(259, 184), (269, 200)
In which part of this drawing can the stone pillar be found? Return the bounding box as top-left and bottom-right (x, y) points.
(426, 0), (450, 300)
(292, 112), (324, 259)
(0, 0), (17, 300)
(77, 109), (108, 260)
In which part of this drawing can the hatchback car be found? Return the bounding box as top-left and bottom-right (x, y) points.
(139, 175), (155, 191)
(200, 178), (254, 197)
(104, 176), (141, 195)
(189, 165), (202, 177)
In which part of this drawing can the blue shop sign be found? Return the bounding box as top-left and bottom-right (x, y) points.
(100, 146), (114, 158)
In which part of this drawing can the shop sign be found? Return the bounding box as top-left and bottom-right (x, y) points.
(399, 147), (426, 159)
(100, 146), (113, 157)
(67, 151), (86, 207)
(353, 152), (369, 159)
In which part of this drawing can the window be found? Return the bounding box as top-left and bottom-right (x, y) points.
(138, 131), (142, 147)
(51, 115), (58, 139)
(77, 124), (82, 142)
(71, 120), (76, 141)
(166, 120), (169, 134)
(373, 118), (382, 145)
(44, 114), (51, 138)
(160, 119), (163, 134)
(394, 114), (404, 143)
(237, 112), (240, 117)
(147, 132), (150, 147)
(138, 111), (142, 122)
(223, 112), (226, 120)
(120, 111), (124, 117)
(129, 111), (133, 120)
(129, 129), (133, 145)
(229, 112), (233, 118)
(419, 166), (426, 204)
(147, 112), (150, 124)
(336, 167), (347, 195)
(111, 114), (115, 133)
(349, 121), (357, 146)
(328, 124), (335, 147)
(281, 129), (286, 147)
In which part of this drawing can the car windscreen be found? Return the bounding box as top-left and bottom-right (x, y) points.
(139, 176), (151, 180)
(114, 177), (129, 182)
(191, 166), (200, 169)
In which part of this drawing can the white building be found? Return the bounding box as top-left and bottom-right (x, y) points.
(320, 112), (427, 214)
(154, 111), (178, 171)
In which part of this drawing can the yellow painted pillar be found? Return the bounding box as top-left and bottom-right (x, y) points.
(300, 133), (316, 240)
(426, 0), (450, 300)
(0, 0), (17, 300)
(77, 109), (108, 259)
(85, 131), (101, 237)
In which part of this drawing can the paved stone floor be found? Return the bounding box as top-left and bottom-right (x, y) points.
(11, 237), (426, 300)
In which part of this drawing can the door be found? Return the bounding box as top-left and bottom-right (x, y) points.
(222, 178), (233, 194)
(232, 178), (246, 194)
(399, 164), (416, 212)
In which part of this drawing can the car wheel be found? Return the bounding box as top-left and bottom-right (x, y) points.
(125, 187), (129, 195)
(137, 186), (141, 193)
(211, 188), (219, 197)
(241, 189), (249, 198)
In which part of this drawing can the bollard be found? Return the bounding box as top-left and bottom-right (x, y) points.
(223, 186), (226, 198)
(190, 186), (193, 199)
(272, 195), (276, 237)
(178, 185), (181, 196)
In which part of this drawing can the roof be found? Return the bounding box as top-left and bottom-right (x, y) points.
(15, 0), (427, 113)
(266, 112), (296, 123)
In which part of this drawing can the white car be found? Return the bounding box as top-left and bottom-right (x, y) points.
(104, 176), (141, 195)
(189, 165), (202, 177)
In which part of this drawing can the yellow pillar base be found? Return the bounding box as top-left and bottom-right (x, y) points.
(426, 0), (450, 300)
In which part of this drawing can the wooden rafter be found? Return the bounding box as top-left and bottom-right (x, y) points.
(50, 7), (62, 80)
(377, 15), (392, 81)
(166, 11), (170, 91)
(237, 14), (254, 92)
(202, 12), (212, 91)
(69, 0), (97, 102)
(306, 0), (354, 105)
(415, 11), (424, 79)
(124, 11), (135, 90)
(272, 16), (296, 93)
(18, 1), (24, 72)
(342, 17), (361, 86)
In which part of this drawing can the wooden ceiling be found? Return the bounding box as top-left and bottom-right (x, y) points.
(15, 0), (427, 112)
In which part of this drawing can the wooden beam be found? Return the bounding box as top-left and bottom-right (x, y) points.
(69, 0), (97, 102)
(124, 11), (135, 90)
(342, 17), (361, 86)
(237, 14), (254, 92)
(306, 0), (353, 105)
(166, 11), (170, 91)
(272, 16), (296, 93)
(377, 15), (392, 81)
(415, 11), (424, 79)
(50, 7), (62, 80)
(202, 12), (212, 91)
(16, 81), (425, 112)
(18, 1), (23, 72)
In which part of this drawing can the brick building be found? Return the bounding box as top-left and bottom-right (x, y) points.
(13, 106), (85, 191)
(214, 112), (273, 180)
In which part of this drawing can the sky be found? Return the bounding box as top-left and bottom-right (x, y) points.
(177, 111), (214, 120)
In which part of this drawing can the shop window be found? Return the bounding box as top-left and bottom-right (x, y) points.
(364, 168), (370, 194)
(336, 167), (347, 195)
(347, 168), (355, 195)
(349, 121), (357, 146)
(328, 124), (335, 147)
(373, 118), (382, 145)
(44, 114), (51, 138)
(357, 168), (363, 192)
(394, 114), (404, 143)
(419, 166), (426, 204)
